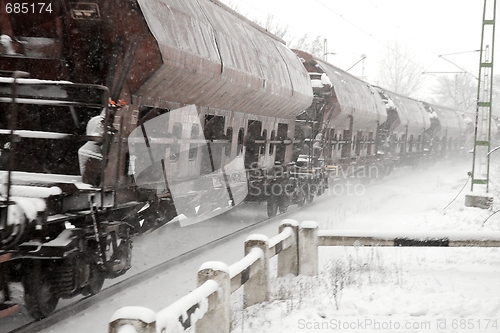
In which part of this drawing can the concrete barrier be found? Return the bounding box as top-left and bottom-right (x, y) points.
(108, 306), (156, 333)
(298, 220), (318, 275)
(109, 219), (299, 333)
(276, 219), (299, 277)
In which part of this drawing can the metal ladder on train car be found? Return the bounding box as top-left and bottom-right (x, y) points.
(471, 0), (496, 194)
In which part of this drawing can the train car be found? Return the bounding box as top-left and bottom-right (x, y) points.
(293, 50), (388, 181)
(375, 88), (432, 168)
(291, 49), (469, 181)
(421, 103), (469, 159)
(0, 0), (479, 320)
(0, 0), (312, 319)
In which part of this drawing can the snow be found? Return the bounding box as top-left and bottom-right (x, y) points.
(110, 306), (156, 324)
(10, 196), (45, 221)
(117, 325), (138, 333)
(0, 196), (46, 225)
(0, 129), (73, 140)
(268, 226), (293, 248)
(199, 261), (230, 274)
(280, 219), (299, 227)
(229, 247), (263, 279)
(317, 229), (500, 242)
(230, 160), (500, 333)
(300, 220), (318, 229)
(25, 158), (500, 333)
(0, 170), (88, 187)
(0, 77), (73, 85)
(155, 280), (218, 333)
(0, 97), (81, 105)
(245, 233), (269, 243)
(311, 79), (324, 88)
(1, 185), (62, 198)
(321, 73), (332, 87)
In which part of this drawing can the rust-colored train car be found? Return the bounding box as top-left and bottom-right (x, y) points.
(0, 0), (312, 319)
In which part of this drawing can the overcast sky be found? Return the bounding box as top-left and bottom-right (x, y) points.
(221, 0), (489, 98)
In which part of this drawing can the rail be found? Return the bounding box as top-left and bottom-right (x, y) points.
(108, 220), (500, 333)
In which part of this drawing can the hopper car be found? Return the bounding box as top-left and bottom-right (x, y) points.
(0, 0), (475, 319)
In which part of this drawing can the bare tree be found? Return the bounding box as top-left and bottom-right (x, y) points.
(219, 2), (324, 59)
(253, 13), (324, 57)
(377, 39), (425, 97)
(288, 34), (323, 58)
(431, 73), (477, 111)
(253, 13), (289, 39)
(223, 0), (241, 13)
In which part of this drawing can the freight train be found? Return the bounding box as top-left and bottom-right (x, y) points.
(0, 0), (476, 319)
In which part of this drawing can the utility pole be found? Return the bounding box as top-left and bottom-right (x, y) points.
(466, 0), (496, 208)
(323, 39), (336, 62)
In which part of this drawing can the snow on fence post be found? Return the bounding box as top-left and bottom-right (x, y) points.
(108, 306), (156, 333)
(196, 261), (231, 333)
(277, 219), (299, 277)
(243, 234), (270, 308)
(299, 221), (318, 276)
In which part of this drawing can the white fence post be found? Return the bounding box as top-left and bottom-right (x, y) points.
(244, 235), (270, 308)
(277, 219), (299, 277)
(196, 261), (231, 333)
(299, 221), (318, 275)
(108, 306), (156, 333)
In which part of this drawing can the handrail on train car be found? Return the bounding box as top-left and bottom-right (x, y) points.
(0, 71), (28, 246)
(0, 73), (111, 217)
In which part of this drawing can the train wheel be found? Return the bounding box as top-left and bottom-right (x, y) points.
(305, 184), (314, 204)
(105, 236), (133, 279)
(277, 195), (290, 214)
(385, 165), (393, 176)
(317, 181), (325, 196)
(267, 198), (278, 218)
(306, 192), (314, 204)
(82, 261), (104, 296)
(297, 190), (305, 207)
(23, 260), (59, 320)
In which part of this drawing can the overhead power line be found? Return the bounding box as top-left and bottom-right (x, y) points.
(313, 0), (427, 73)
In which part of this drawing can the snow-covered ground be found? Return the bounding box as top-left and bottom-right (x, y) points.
(32, 157), (500, 333)
(230, 158), (500, 333)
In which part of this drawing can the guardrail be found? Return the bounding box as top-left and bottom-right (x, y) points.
(109, 220), (500, 333)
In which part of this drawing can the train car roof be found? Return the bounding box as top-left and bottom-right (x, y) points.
(426, 103), (467, 138)
(377, 88), (432, 135)
(134, 0), (313, 119)
(305, 55), (387, 131)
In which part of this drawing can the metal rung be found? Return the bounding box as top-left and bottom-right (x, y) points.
(478, 102), (492, 107)
(481, 62), (493, 67)
(473, 179), (489, 185)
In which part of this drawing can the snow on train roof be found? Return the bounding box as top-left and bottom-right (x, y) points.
(428, 104), (467, 137)
(135, 0), (313, 119)
(312, 58), (387, 131)
(380, 89), (431, 135)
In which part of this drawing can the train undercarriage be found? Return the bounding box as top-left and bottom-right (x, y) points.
(0, 75), (153, 319)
